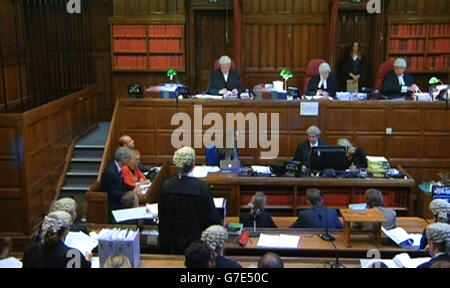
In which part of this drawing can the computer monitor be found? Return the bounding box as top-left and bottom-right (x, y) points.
(310, 146), (347, 172)
(432, 185), (450, 203)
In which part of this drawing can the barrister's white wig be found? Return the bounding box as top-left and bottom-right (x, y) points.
(394, 58), (407, 68)
(426, 223), (450, 247)
(306, 125), (321, 136)
(51, 198), (77, 220)
(40, 211), (72, 240)
(201, 225), (228, 254)
(219, 55), (232, 66)
(319, 63), (332, 74)
(173, 147), (196, 175)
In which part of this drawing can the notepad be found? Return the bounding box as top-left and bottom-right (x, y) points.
(382, 226), (422, 249)
(64, 231), (98, 257)
(190, 166), (209, 178)
(214, 198), (225, 208)
(360, 253), (430, 268)
(257, 234), (300, 249)
(112, 206), (155, 223)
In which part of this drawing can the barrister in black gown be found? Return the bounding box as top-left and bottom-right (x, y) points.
(158, 147), (221, 254)
(306, 62), (338, 98)
(338, 41), (366, 91)
(240, 192), (277, 229)
(382, 58), (421, 99)
(336, 138), (368, 169)
(23, 211), (91, 268)
(293, 125), (329, 168)
(206, 56), (244, 96)
(201, 225), (242, 268)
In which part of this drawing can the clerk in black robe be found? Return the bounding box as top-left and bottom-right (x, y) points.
(158, 147), (221, 254)
(382, 58), (421, 99)
(206, 56), (244, 96)
(338, 41), (366, 90)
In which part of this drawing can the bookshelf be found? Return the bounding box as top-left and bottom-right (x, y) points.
(111, 22), (185, 72)
(387, 21), (449, 73)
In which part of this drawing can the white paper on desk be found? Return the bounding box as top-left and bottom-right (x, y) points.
(251, 165), (272, 174)
(300, 102), (319, 116)
(393, 253), (431, 268)
(64, 231), (98, 257)
(112, 206), (154, 223)
(91, 257), (100, 269)
(190, 166), (209, 178)
(257, 234), (280, 248)
(257, 234), (300, 249)
(139, 183), (151, 194)
(382, 227), (422, 249)
(278, 234), (301, 249)
(206, 166), (221, 173)
(0, 257), (23, 268)
(214, 198), (225, 208)
(146, 203), (158, 218)
(194, 94), (224, 100)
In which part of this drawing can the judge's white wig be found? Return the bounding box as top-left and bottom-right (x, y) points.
(173, 147), (196, 175)
(306, 125), (321, 136)
(201, 225), (228, 253)
(51, 198), (76, 219)
(319, 63), (331, 74)
(40, 211), (72, 240)
(426, 223), (450, 248)
(219, 56), (232, 66)
(394, 58), (407, 68)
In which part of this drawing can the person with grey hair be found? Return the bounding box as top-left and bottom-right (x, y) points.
(50, 197), (89, 235)
(362, 188), (396, 230)
(23, 211), (91, 268)
(382, 58), (420, 99)
(240, 192), (277, 228)
(306, 62), (338, 98)
(420, 199), (450, 249)
(158, 147), (221, 254)
(418, 223), (450, 268)
(101, 146), (137, 223)
(201, 225), (242, 268)
(206, 55), (243, 96)
(293, 125), (329, 167)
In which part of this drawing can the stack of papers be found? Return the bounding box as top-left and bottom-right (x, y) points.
(112, 203), (158, 223)
(382, 226), (422, 249)
(139, 182), (151, 194)
(64, 231), (98, 256)
(360, 253), (430, 268)
(194, 94), (224, 100)
(257, 234), (300, 249)
(213, 198), (225, 208)
(0, 257), (23, 268)
(251, 165), (272, 175)
(367, 156), (391, 178)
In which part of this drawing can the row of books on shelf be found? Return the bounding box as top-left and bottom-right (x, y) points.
(389, 39), (425, 54)
(149, 39), (183, 53)
(427, 55), (450, 72)
(149, 56), (184, 70)
(113, 25), (146, 38)
(113, 39), (146, 53)
(428, 39), (450, 53)
(149, 25), (183, 38)
(388, 56), (424, 71)
(114, 56), (147, 70)
(390, 24), (426, 38)
(429, 24), (450, 37)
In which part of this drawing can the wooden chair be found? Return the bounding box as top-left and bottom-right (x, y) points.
(374, 60), (394, 99)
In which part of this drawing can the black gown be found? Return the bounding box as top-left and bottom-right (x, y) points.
(293, 140), (329, 168)
(23, 240), (91, 268)
(339, 54), (366, 91)
(206, 70), (244, 95)
(158, 175), (221, 254)
(344, 147), (368, 169)
(240, 211), (277, 229)
(382, 71), (415, 99)
(306, 75), (338, 98)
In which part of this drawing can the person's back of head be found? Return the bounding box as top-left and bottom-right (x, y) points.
(121, 191), (139, 209)
(257, 252), (284, 268)
(429, 199), (450, 223)
(365, 188), (384, 208)
(40, 211), (72, 247)
(51, 198), (77, 222)
(306, 188), (323, 207)
(173, 147), (196, 177)
(115, 146), (132, 165)
(104, 255), (132, 268)
(185, 241), (215, 268)
(252, 192), (267, 211)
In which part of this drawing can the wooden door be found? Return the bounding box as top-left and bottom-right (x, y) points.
(195, 10), (234, 92)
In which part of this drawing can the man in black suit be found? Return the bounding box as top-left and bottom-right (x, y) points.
(382, 58), (421, 99)
(206, 55), (244, 96)
(306, 62), (338, 98)
(294, 125), (328, 168)
(100, 147), (135, 223)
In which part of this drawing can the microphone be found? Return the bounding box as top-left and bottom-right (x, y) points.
(247, 203), (261, 237)
(318, 207), (345, 268)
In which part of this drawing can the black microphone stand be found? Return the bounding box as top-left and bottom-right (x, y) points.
(318, 206), (345, 268)
(250, 208), (261, 238)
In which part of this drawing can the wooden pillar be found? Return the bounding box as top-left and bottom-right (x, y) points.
(233, 0), (243, 75)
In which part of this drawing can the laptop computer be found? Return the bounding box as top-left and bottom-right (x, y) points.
(220, 160), (241, 170)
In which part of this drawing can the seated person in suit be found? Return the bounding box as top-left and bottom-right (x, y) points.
(240, 192), (277, 229)
(382, 58), (421, 99)
(201, 225), (242, 268)
(100, 147), (137, 223)
(418, 223), (450, 268)
(184, 240), (216, 268)
(257, 252), (284, 268)
(359, 189), (396, 231)
(206, 55), (244, 96)
(23, 211), (91, 268)
(117, 191), (157, 226)
(420, 199), (450, 249)
(119, 135), (157, 180)
(306, 62), (338, 98)
(293, 126), (329, 168)
(336, 138), (368, 169)
(104, 255), (132, 268)
(158, 147), (221, 254)
(51, 198), (89, 235)
(122, 150), (150, 189)
(291, 188), (343, 229)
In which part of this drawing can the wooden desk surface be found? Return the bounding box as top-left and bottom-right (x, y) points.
(340, 209), (386, 223)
